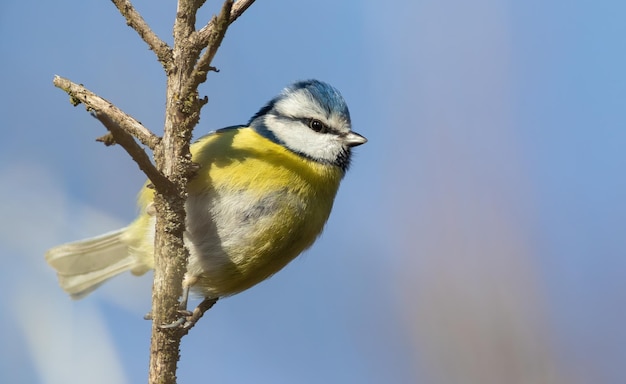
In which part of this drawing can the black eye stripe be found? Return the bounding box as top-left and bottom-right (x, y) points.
(308, 119), (328, 133)
(269, 113), (341, 136)
(294, 117), (339, 135)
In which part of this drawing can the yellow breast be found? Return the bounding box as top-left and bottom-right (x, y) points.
(132, 127), (344, 297)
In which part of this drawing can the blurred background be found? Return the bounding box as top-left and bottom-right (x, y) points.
(1, 0), (626, 383)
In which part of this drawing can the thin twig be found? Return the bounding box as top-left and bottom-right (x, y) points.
(227, 0), (256, 24)
(53, 76), (161, 150)
(194, 0), (256, 48)
(52, 76), (172, 192)
(182, 0), (233, 100)
(111, 0), (174, 73)
(92, 112), (173, 193)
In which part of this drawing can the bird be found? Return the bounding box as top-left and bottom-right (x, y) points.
(45, 79), (367, 305)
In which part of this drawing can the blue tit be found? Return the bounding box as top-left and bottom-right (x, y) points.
(45, 79), (367, 300)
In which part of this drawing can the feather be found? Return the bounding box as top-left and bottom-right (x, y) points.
(45, 228), (133, 299)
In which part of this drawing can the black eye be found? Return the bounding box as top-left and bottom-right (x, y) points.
(308, 119), (328, 133)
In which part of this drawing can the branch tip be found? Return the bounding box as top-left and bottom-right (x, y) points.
(111, 0), (174, 73)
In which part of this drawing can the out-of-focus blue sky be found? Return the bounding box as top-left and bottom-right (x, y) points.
(1, 0), (626, 383)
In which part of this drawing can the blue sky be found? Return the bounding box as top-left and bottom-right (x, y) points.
(2, 0), (626, 383)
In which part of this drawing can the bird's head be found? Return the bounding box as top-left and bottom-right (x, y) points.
(249, 80), (367, 171)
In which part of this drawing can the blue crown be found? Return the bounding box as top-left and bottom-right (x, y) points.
(249, 80), (350, 124)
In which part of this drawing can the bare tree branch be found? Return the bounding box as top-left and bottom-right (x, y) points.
(194, 0), (256, 48)
(183, 0), (233, 99)
(94, 113), (174, 192)
(228, 0), (256, 24)
(53, 76), (161, 150)
(147, 1), (215, 382)
(111, 0), (174, 73)
(52, 76), (171, 191)
(94, 111), (171, 189)
(54, 0), (256, 382)
(174, 0), (204, 43)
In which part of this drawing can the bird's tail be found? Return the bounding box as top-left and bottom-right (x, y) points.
(45, 227), (134, 299)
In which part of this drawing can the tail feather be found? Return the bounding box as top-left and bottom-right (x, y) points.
(45, 227), (134, 299)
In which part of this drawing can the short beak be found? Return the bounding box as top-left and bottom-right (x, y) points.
(343, 131), (368, 147)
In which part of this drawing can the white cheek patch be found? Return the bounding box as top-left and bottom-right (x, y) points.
(265, 114), (344, 163)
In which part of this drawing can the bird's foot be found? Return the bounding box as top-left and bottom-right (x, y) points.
(159, 298), (218, 330)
